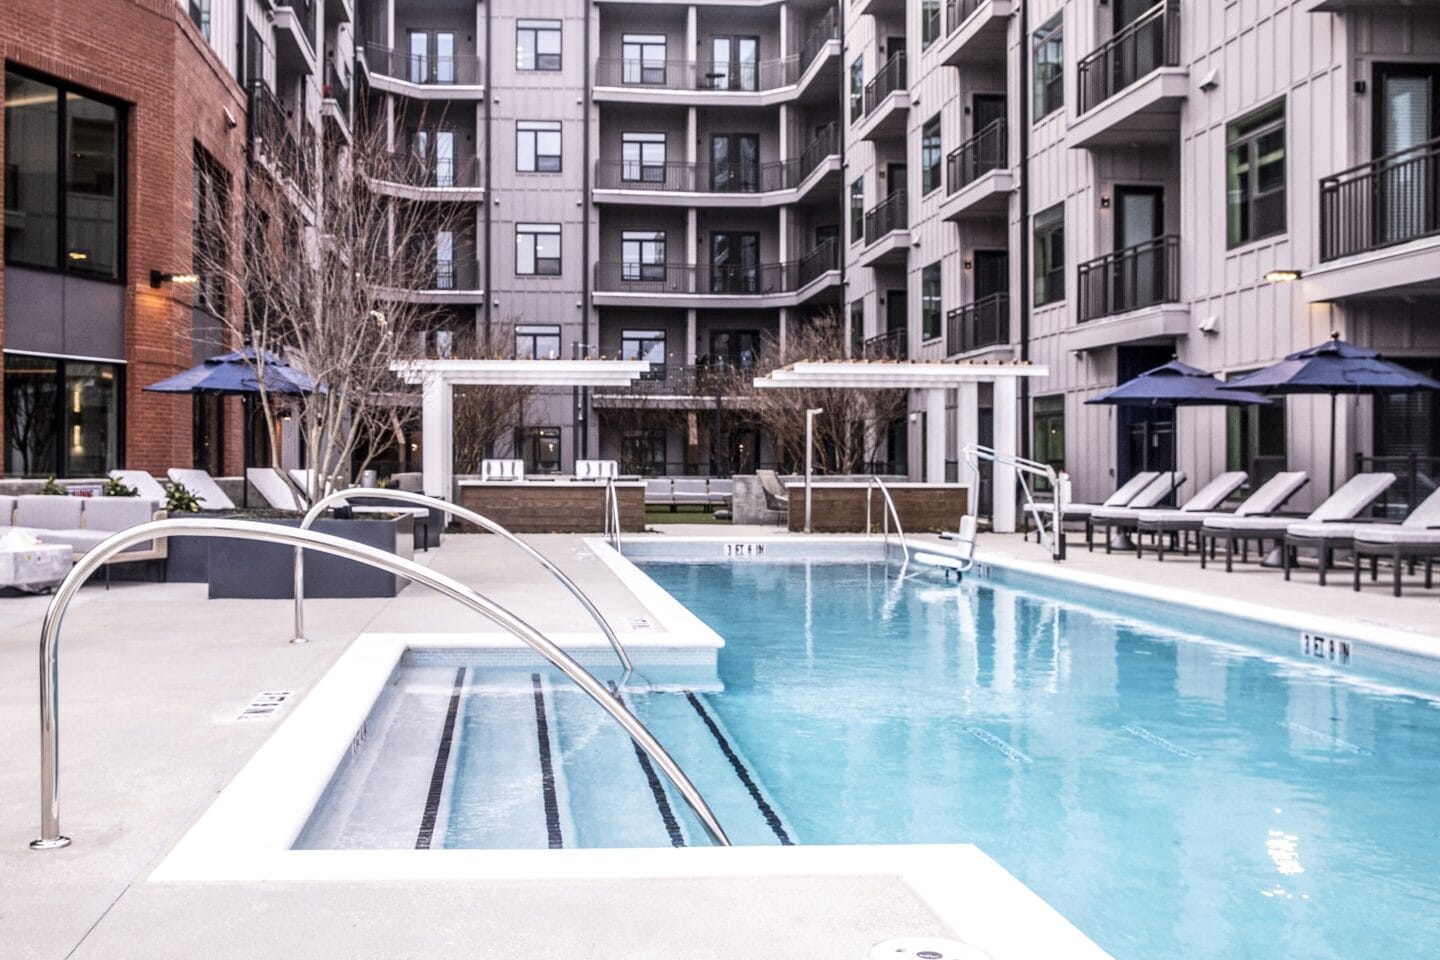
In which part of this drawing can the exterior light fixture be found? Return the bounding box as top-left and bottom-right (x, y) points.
(66, 251), (88, 262)
(1099, 195), (1111, 208)
(150, 270), (200, 288)
(1264, 269), (1302, 282)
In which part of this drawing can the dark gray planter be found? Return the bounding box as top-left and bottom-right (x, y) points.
(345, 497), (444, 549)
(206, 515), (415, 599)
(163, 534), (210, 583)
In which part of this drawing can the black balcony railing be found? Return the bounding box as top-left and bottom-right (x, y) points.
(595, 126), (838, 194)
(863, 190), (908, 245)
(797, 239), (840, 287)
(417, 258), (482, 292)
(595, 250), (841, 296)
(1353, 453), (1440, 519)
(365, 41), (484, 86)
(276, 0), (317, 53)
(800, 6), (840, 71)
(602, 361), (762, 399)
(1078, 2), (1181, 113)
(862, 328), (908, 360)
(248, 81), (313, 193)
(946, 292), (1009, 355)
(1077, 235), (1180, 321)
(798, 121), (841, 181)
(945, 0), (986, 34)
(863, 51), (907, 117)
(946, 118), (1007, 194)
(1320, 135), (1440, 261)
(323, 62), (350, 125)
(376, 151), (482, 189)
(593, 57), (800, 92)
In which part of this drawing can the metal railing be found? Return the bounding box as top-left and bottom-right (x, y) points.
(324, 62), (350, 125)
(797, 239), (840, 287)
(862, 328), (908, 360)
(28, 519), (730, 850)
(594, 256), (837, 296)
(1078, 2), (1181, 113)
(376, 151), (482, 189)
(1077, 234), (1180, 321)
(603, 478), (623, 554)
(293, 489), (631, 674)
(946, 119), (1007, 194)
(593, 57), (799, 92)
(865, 477), (911, 564)
(798, 121), (841, 181)
(863, 51), (907, 117)
(1353, 453), (1440, 519)
(365, 41), (484, 86)
(1320, 135), (1440, 261)
(863, 190), (908, 245)
(946, 0), (986, 34)
(248, 81), (312, 193)
(592, 361), (757, 400)
(800, 5), (839, 71)
(596, 125), (839, 194)
(946, 292), (1009, 355)
(414, 258), (483, 292)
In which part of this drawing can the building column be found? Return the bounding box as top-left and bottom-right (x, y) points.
(954, 380), (979, 489)
(992, 376), (1018, 532)
(926, 388), (946, 484)
(778, 307), (790, 355)
(421, 373), (453, 499)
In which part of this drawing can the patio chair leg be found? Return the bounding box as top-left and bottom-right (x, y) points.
(1199, 534), (1207, 569)
(1136, 531), (1144, 560)
(1353, 553), (1362, 592)
(1225, 535), (1234, 573)
(1393, 547), (1403, 598)
(1426, 558), (1434, 590)
(1283, 542), (1292, 580)
(1319, 546), (1329, 587)
(1157, 530), (1166, 562)
(1370, 555), (1379, 581)
(104, 563), (110, 591)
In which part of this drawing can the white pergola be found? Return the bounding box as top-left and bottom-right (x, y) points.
(754, 360), (1051, 532)
(392, 359), (654, 498)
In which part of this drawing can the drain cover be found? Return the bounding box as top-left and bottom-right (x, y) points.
(868, 938), (994, 960)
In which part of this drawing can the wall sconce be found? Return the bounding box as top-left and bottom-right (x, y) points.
(1264, 269), (1303, 282)
(150, 270), (199, 288)
(963, 259), (973, 270)
(1099, 195), (1111, 209)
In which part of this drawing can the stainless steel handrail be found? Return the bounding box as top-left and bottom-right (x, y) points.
(962, 443), (1068, 561)
(292, 489), (632, 675)
(865, 476), (910, 565)
(603, 478), (622, 555)
(29, 519), (729, 850)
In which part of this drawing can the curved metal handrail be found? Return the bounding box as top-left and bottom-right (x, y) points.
(293, 488), (632, 674)
(603, 477), (622, 555)
(29, 519), (729, 850)
(865, 476), (911, 566)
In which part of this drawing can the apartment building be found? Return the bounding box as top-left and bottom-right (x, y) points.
(846, 0), (1440, 510)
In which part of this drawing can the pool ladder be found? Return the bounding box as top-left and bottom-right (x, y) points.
(602, 477), (622, 555)
(865, 476), (912, 567)
(28, 518), (731, 851)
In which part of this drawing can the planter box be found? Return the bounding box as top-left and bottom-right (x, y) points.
(345, 497), (444, 549)
(206, 515), (415, 599)
(785, 483), (971, 534)
(163, 534), (210, 583)
(456, 480), (645, 533)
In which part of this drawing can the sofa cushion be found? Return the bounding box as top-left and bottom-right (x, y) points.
(83, 496), (157, 532)
(15, 495), (84, 530)
(15, 527), (105, 554)
(0, 495), (17, 526)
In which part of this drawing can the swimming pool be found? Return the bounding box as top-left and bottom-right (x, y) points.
(295, 545), (1440, 960)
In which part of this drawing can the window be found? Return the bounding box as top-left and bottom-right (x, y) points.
(1226, 100), (1286, 247)
(922, 0), (940, 49)
(516, 120), (562, 172)
(515, 426), (562, 474)
(850, 178), (865, 244)
(516, 19), (562, 70)
(921, 262), (942, 340)
(621, 430), (667, 476)
(516, 223), (561, 276)
(850, 56), (864, 122)
(1032, 17), (1064, 120)
(410, 128), (457, 186)
(434, 230), (455, 288)
(1033, 204), (1065, 306)
(621, 231), (666, 281)
(622, 132), (666, 182)
(623, 34), (667, 84)
(1227, 395), (1287, 486)
(708, 35), (759, 92)
(515, 324), (562, 360)
(621, 329), (667, 379)
(189, 0), (211, 40)
(4, 354), (122, 477)
(245, 23), (264, 87)
(849, 299), (864, 357)
(921, 114), (942, 195)
(409, 31), (457, 84)
(1032, 395), (1066, 488)
(4, 70), (122, 279)
(193, 145), (230, 317)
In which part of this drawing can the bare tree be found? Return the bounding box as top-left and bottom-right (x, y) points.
(449, 322), (537, 473)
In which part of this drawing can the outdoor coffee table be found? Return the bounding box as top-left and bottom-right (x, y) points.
(0, 541), (73, 592)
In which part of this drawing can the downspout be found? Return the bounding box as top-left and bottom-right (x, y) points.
(1016, 2), (1032, 461)
(838, 2), (848, 356)
(580, 0), (595, 459)
(483, 0), (493, 341)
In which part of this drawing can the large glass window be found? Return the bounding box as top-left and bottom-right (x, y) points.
(849, 298), (864, 356)
(850, 56), (864, 122)
(516, 120), (562, 173)
(850, 177), (864, 244)
(1032, 394), (1066, 486)
(1227, 394), (1287, 486)
(621, 430), (667, 476)
(622, 132), (666, 182)
(5, 70), (122, 279)
(516, 19), (562, 71)
(621, 231), (666, 281)
(621, 329), (666, 379)
(515, 222), (561, 276)
(1032, 17), (1064, 121)
(922, 0), (941, 49)
(1033, 203), (1065, 306)
(1226, 100), (1286, 247)
(4, 354), (122, 477)
(622, 34), (667, 84)
(188, 0), (211, 40)
(921, 114), (942, 195)
(514, 324), (561, 360)
(193, 145), (229, 318)
(515, 426), (562, 474)
(921, 262), (942, 340)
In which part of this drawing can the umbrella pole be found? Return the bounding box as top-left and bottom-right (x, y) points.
(1328, 392), (1337, 496)
(242, 395), (250, 510)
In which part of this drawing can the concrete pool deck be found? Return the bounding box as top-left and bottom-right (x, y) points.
(1, 527), (1434, 958)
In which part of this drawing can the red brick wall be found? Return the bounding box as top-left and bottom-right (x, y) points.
(0, 0), (248, 477)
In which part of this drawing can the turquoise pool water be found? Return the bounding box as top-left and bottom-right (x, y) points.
(624, 558), (1440, 960)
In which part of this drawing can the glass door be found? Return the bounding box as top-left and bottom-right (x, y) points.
(1115, 185), (1164, 310)
(709, 134), (759, 192)
(1375, 64), (1439, 245)
(710, 36), (759, 91)
(709, 232), (759, 293)
(973, 250), (1008, 300)
(408, 31), (456, 84)
(708, 330), (761, 371)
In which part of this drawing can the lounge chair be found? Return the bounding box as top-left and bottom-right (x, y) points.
(1026, 471), (1161, 543)
(1199, 472), (1396, 572)
(1093, 471), (1242, 555)
(480, 459), (525, 481)
(288, 468), (337, 502)
(1351, 523), (1440, 597)
(109, 469), (168, 504)
(1136, 471), (1309, 561)
(247, 467), (306, 511)
(1283, 485), (1440, 589)
(167, 468), (237, 510)
(756, 469), (790, 512)
(1085, 471), (1192, 552)
(574, 460), (618, 480)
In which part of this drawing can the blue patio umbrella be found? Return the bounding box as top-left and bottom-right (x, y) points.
(1218, 334), (1440, 494)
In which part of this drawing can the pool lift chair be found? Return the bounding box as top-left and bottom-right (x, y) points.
(960, 444), (1069, 562)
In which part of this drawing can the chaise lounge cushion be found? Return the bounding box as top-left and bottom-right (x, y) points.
(1203, 472), (1396, 532)
(15, 495), (84, 531)
(1353, 527), (1440, 546)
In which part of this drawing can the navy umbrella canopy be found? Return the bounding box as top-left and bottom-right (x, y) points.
(1085, 360), (1273, 408)
(1218, 334), (1440, 493)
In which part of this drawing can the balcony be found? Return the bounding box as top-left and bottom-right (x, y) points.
(933, 0), (1014, 67)
(592, 362), (763, 409)
(939, 119), (1015, 221)
(363, 42), (484, 98)
(795, 239), (841, 300)
(321, 62), (351, 140)
(1069, 235), (1189, 352)
(862, 329), (908, 361)
(385, 258), (485, 304)
(946, 293), (1010, 356)
(860, 191), (910, 267)
(593, 250), (841, 309)
(1069, 3), (1187, 148)
(799, 6), (841, 78)
(1310, 136), (1440, 300)
(273, 2), (318, 75)
(370, 151), (484, 201)
(856, 52), (908, 142)
(249, 81), (313, 196)
(592, 54), (827, 106)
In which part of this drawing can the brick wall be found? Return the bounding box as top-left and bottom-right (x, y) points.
(0, 0), (249, 476)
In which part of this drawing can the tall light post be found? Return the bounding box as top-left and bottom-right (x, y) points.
(804, 407), (824, 534)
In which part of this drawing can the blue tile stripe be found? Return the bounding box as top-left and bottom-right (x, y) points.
(531, 673), (564, 849)
(610, 681), (685, 847)
(684, 690), (792, 845)
(414, 666), (466, 850)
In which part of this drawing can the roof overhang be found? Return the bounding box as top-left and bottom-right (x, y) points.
(392, 359), (653, 387)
